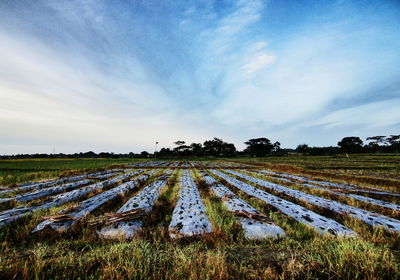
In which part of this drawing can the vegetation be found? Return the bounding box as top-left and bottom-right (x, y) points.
(296, 134), (400, 155)
(0, 156), (399, 279)
(244, 137), (281, 157)
(0, 158), (141, 185)
(2, 134), (399, 161)
(159, 138), (237, 158)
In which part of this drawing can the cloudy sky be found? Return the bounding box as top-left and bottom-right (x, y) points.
(0, 0), (399, 154)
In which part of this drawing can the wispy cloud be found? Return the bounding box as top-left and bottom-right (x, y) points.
(0, 0), (399, 153)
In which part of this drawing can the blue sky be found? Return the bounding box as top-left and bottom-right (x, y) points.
(0, 0), (399, 154)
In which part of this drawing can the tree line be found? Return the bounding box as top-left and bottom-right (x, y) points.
(0, 135), (398, 159)
(296, 135), (400, 155)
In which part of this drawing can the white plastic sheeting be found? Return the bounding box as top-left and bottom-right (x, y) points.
(0, 179), (92, 205)
(98, 170), (173, 239)
(257, 171), (400, 211)
(126, 161), (166, 167)
(0, 170), (144, 228)
(169, 170), (212, 238)
(90, 172), (121, 180)
(33, 172), (154, 232)
(228, 170), (400, 233)
(257, 170), (400, 197)
(0, 175), (87, 196)
(210, 170), (356, 237)
(202, 173), (286, 239)
(0, 169), (124, 197)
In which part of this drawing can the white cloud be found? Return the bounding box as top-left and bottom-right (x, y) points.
(204, 0), (264, 57)
(0, 22), (201, 154)
(0, 0), (399, 153)
(305, 99), (400, 129)
(243, 52), (276, 75)
(213, 27), (394, 124)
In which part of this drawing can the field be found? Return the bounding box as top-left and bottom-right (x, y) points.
(0, 155), (399, 279)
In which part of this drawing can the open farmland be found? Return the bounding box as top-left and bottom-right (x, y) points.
(0, 157), (399, 279)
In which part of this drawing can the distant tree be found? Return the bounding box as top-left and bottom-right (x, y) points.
(99, 152), (115, 158)
(158, 148), (173, 157)
(296, 144), (310, 153)
(308, 146), (340, 156)
(244, 138), (274, 157)
(337, 137), (363, 153)
(173, 140), (185, 146)
(83, 151), (97, 158)
(128, 152), (137, 158)
(203, 138), (236, 157)
(140, 151), (150, 158)
(366, 136), (387, 146)
(366, 135), (388, 153)
(173, 140), (191, 156)
(273, 141), (281, 152)
(387, 135), (400, 153)
(220, 142), (236, 157)
(190, 143), (203, 156)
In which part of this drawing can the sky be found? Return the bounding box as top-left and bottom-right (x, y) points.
(0, 0), (399, 154)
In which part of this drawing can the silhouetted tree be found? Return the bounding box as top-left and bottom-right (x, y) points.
(387, 135), (400, 153)
(366, 136), (387, 153)
(244, 138), (274, 157)
(140, 151), (150, 158)
(296, 144), (310, 153)
(173, 140), (185, 146)
(337, 137), (363, 153)
(158, 148), (173, 157)
(203, 138), (236, 157)
(273, 141), (281, 151)
(173, 140), (192, 156)
(190, 143), (203, 156)
(366, 136), (387, 146)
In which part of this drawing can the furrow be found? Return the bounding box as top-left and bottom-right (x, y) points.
(228, 170), (400, 233)
(202, 173), (286, 239)
(33, 171), (155, 232)
(259, 171), (400, 211)
(0, 179), (93, 205)
(98, 169), (173, 239)
(0, 170), (144, 228)
(258, 169), (400, 197)
(210, 170), (356, 237)
(0, 169), (123, 196)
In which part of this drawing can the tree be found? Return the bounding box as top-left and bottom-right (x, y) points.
(190, 143), (203, 156)
(387, 135), (400, 153)
(244, 138), (274, 157)
(366, 136), (387, 146)
(140, 151), (150, 158)
(337, 137), (363, 153)
(296, 144), (310, 153)
(366, 136), (387, 153)
(173, 140), (191, 156)
(273, 141), (281, 152)
(203, 138), (236, 157)
(173, 140), (185, 146)
(158, 148), (173, 157)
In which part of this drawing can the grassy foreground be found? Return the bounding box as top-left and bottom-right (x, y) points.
(0, 156), (399, 279)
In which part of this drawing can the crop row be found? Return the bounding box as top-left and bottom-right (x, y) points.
(0, 163), (399, 241)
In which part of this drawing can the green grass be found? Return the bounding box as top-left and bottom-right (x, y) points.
(0, 156), (399, 279)
(0, 158), (144, 185)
